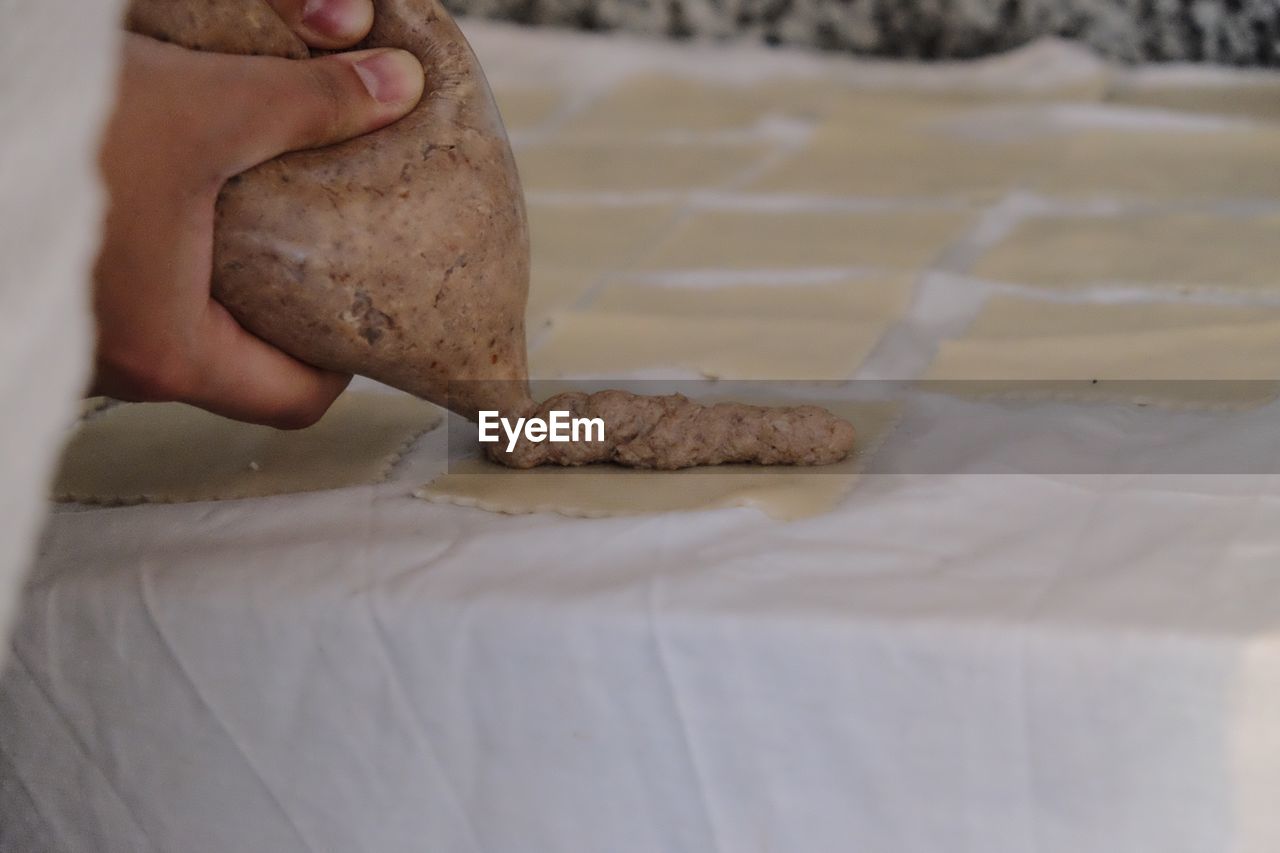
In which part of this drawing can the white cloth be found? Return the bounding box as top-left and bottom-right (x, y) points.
(7, 410), (1280, 853)
(0, 1), (122, 658)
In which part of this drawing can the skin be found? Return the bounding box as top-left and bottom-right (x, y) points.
(94, 0), (426, 428)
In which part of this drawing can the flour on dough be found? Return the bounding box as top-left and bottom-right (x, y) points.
(1033, 128), (1280, 201)
(530, 311), (891, 381)
(972, 214), (1280, 292)
(923, 297), (1280, 407)
(54, 392), (443, 504)
(515, 140), (767, 192)
(416, 402), (899, 521)
(635, 209), (973, 271)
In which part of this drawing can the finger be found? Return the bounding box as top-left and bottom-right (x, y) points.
(187, 301), (353, 429)
(265, 0), (374, 49)
(210, 47), (425, 179)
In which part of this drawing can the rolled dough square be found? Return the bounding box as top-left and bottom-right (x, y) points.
(972, 214), (1280, 292)
(515, 141), (768, 192)
(923, 297), (1280, 407)
(54, 392), (443, 504)
(560, 76), (774, 135)
(493, 87), (563, 131)
(415, 402), (900, 521)
(528, 203), (678, 271)
(635, 209), (973, 271)
(1032, 128), (1280, 201)
(526, 266), (600, 327)
(590, 275), (915, 322)
(746, 133), (1059, 201)
(529, 310), (890, 381)
(1107, 81), (1280, 124)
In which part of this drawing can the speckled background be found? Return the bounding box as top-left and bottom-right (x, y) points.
(446, 0), (1280, 64)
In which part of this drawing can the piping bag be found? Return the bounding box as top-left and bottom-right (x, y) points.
(125, 0), (856, 469)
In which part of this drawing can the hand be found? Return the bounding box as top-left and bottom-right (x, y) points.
(94, 0), (425, 428)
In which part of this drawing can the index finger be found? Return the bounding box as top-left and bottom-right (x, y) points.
(266, 0), (374, 50)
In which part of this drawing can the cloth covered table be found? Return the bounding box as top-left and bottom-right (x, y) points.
(5, 21), (1280, 853)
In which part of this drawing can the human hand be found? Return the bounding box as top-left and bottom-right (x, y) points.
(94, 0), (425, 428)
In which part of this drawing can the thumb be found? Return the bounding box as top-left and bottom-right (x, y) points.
(215, 48), (425, 179)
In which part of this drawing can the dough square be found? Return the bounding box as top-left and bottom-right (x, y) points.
(526, 266), (600, 327)
(560, 76), (775, 135)
(590, 275), (915, 323)
(634, 209), (973, 271)
(746, 132), (1061, 201)
(54, 392), (443, 504)
(972, 214), (1280, 292)
(1032, 128), (1280, 201)
(80, 397), (113, 419)
(922, 297), (1280, 407)
(528, 203), (679, 271)
(514, 141), (768, 192)
(529, 311), (890, 381)
(415, 402), (900, 521)
(493, 87), (564, 132)
(1107, 81), (1280, 124)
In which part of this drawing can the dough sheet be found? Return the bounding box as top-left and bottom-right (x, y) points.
(923, 297), (1280, 407)
(634, 209), (974, 271)
(492, 87), (564, 131)
(515, 141), (768, 191)
(590, 275), (914, 321)
(972, 213), (1280, 292)
(529, 310), (891, 381)
(416, 402), (899, 521)
(526, 267), (600, 327)
(528, 203), (678, 271)
(1032, 128), (1280, 201)
(1107, 81), (1280, 123)
(54, 392), (443, 504)
(560, 76), (780, 135)
(747, 132), (1061, 201)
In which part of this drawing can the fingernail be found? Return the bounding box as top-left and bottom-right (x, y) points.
(353, 50), (423, 104)
(303, 0), (367, 38)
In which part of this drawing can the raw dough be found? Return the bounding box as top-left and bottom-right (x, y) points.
(79, 397), (113, 419)
(591, 276), (914, 321)
(528, 204), (678, 271)
(417, 402), (899, 520)
(635, 209), (973, 271)
(530, 311), (892, 380)
(1107, 81), (1280, 124)
(972, 214), (1280, 292)
(492, 87), (563, 131)
(525, 204), (680, 324)
(560, 76), (775, 135)
(54, 392), (442, 504)
(747, 133), (1059, 201)
(526, 267), (599, 327)
(923, 297), (1280, 407)
(515, 141), (767, 192)
(1032, 128), (1280, 201)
